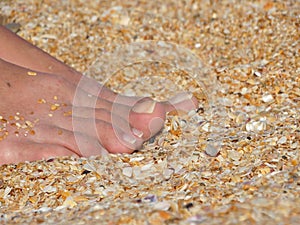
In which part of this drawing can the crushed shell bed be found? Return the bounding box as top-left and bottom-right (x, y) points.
(0, 0), (300, 224)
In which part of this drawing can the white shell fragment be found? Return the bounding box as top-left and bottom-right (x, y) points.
(262, 94), (274, 103)
(277, 136), (287, 144)
(228, 150), (242, 161)
(205, 144), (220, 157)
(43, 185), (57, 193)
(254, 71), (262, 77)
(3, 187), (12, 199)
(153, 201), (171, 211)
(1, 0), (299, 224)
(122, 167), (133, 177)
(246, 118), (267, 132)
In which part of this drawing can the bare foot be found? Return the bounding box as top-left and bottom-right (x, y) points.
(0, 58), (197, 165)
(0, 25), (198, 164)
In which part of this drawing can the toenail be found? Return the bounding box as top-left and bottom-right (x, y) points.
(122, 133), (136, 145)
(149, 117), (165, 137)
(132, 100), (156, 114)
(132, 128), (143, 138)
(169, 92), (193, 104)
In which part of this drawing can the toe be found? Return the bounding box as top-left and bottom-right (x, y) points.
(48, 108), (144, 154)
(129, 99), (166, 139)
(96, 122), (144, 154)
(164, 92), (198, 113)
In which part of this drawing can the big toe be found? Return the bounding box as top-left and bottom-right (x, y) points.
(129, 99), (166, 140)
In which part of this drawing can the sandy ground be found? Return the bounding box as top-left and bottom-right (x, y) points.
(0, 0), (299, 224)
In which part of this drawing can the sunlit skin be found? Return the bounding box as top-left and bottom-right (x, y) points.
(0, 26), (198, 165)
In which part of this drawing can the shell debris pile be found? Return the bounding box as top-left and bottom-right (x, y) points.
(0, 0), (299, 224)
